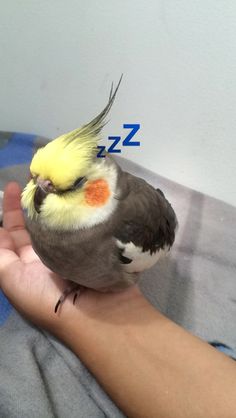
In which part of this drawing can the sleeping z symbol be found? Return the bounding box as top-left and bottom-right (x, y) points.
(97, 124), (140, 158)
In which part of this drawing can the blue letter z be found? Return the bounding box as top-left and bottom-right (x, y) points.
(97, 145), (106, 158)
(122, 124), (140, 146)
(107, 136), (121, 153)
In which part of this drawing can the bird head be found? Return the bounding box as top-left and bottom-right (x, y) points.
(21, 77), (122, 230)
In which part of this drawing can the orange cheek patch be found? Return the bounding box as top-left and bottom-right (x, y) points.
(85, 179), (110, 207)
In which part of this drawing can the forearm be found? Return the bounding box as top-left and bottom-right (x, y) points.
(58, 289), (236, 418)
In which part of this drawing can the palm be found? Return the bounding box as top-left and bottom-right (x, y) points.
(11, 248), (66, 316)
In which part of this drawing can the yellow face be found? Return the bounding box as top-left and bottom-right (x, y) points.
(30, 130), (97, 190)
(21, 132), (118, 230)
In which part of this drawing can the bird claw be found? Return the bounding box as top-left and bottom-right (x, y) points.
(73, 292), (78, 305)
(54, 283), (80, 313)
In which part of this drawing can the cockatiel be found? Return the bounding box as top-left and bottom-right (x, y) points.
(21, 78), (178, 312)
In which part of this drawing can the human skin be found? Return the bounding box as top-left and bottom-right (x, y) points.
(0, 182), (236, 418)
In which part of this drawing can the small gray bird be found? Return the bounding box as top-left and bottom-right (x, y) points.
(21, 79), (178, 312)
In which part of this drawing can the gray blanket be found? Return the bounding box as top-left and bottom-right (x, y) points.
(0, 132), (235, 417)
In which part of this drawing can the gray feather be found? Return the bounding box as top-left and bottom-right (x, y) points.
(25, 156), (177, 292)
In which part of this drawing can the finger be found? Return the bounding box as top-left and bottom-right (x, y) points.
(3, 183), (38, 262)
(19, 245), (40, 264)
(3, 182), (25, 228)
(0, 228), (16, 252)
(3, 182), (31, 250)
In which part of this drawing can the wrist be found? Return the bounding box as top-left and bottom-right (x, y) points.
(56, 285), (153, 349)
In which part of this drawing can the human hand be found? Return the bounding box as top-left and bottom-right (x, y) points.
(0, 182), (141, 336)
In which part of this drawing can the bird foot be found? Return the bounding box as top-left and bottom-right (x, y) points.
(54, 283), (81, 313)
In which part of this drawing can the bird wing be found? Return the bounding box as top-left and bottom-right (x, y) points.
(113, 173), (178, 272)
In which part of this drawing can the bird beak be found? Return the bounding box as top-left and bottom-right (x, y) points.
(34, 178), (54, 213)
(34, 185), (48, 213)
(36, 178), (54, 193)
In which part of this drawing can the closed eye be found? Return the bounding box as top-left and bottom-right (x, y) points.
(56, 177), (86, 195)
(72, 176), (86, 189)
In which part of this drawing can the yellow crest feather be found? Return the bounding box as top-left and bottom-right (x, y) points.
(30, 75), (123, 190)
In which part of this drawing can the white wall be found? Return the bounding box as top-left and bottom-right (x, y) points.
(0, 1), (236, 206)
